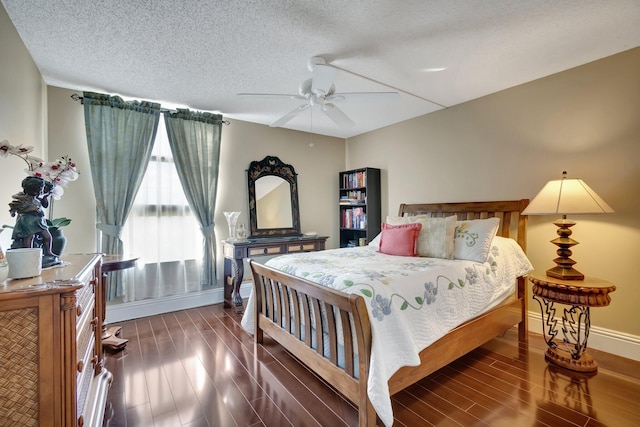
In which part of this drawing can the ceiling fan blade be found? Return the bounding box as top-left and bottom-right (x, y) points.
(238, 93), (306, 101)
(322, 103), (355, 128)
(311, 64), (338, 96)
(329, 92), (400, 102)
(270, 103), (311, 127)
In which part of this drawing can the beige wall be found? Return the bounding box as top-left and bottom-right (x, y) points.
(0, 5), (46, 252)
(46, 86), (97, 254)
(347, 48), (640, 336)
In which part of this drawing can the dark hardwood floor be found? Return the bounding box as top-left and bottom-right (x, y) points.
(102, 303), (640, 427)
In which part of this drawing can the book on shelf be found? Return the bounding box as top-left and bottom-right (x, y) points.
(339, 190), (366, 204)
(342, 170), (367, 189)
(339, 199), (365, 205)
(341, 207), (366, 229)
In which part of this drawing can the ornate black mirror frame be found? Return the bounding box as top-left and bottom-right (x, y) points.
(247, 156), (301, 238)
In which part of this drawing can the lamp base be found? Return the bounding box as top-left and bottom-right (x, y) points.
(546, 265), (584, 281)
(548, 217), (584, 281)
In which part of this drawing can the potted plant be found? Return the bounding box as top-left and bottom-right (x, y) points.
(45, 216), (72, 255)
(1, 140), (79, 258)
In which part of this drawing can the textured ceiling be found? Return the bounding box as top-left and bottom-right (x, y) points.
(3, 0), (640, 138)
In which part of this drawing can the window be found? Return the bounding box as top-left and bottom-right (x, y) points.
(119, 118), (204, 302)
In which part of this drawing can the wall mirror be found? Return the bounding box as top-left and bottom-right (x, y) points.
(247, 156), (301, 238)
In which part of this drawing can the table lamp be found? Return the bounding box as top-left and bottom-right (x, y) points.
(522, 171), (614, 280)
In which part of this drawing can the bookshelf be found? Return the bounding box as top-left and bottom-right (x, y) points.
(339, 167), (381, 248)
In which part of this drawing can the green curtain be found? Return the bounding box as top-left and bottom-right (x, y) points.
(164, 109), (223, 287)
(83, 91), (161, 300)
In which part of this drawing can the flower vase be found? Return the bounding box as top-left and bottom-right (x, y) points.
(224, 212), (241, 242)
(50, 228), (67, 256)
(236, 223), (248, 242)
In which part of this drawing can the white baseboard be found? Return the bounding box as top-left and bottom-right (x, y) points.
(105, 282), (254, 324)
(106, 287), (639, 362)
(528, 311), (640, 361)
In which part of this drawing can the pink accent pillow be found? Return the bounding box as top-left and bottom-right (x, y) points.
(378, 222), (422, 256)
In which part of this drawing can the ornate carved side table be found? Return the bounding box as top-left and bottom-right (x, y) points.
(529, 271), (616, 373)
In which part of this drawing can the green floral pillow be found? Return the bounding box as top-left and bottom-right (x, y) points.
(454, 217), (500, 262)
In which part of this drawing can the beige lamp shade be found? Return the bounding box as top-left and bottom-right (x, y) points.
(522, 173), (614, 216)
(522, 171), (613, 280)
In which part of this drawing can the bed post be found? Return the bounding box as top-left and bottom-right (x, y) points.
(249, 259), (264, 344)
(517, 276), (528, 344)
(360, 399), (377, 427)
(517, 199), (529, 344)
(349, 294), (376, 427)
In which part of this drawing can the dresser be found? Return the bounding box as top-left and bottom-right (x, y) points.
(223, 236), (328, 311)
(0, 254), (111, 427)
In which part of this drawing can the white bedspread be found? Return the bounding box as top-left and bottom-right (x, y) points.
(241, 236), (532, 426)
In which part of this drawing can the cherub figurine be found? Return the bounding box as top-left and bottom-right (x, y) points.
(8, 176), (60, 267)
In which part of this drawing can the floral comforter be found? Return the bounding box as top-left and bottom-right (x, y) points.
(241, 236), (533, 426)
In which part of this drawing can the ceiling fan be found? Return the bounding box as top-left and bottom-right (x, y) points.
(238, 57), (399, 129)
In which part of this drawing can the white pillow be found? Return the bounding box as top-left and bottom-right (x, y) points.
(454, 217), (500, 262)
(368, 232), (381, 248)
(386, 215), (456, 259)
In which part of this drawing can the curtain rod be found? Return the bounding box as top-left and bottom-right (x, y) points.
(70, 94), (230, 125)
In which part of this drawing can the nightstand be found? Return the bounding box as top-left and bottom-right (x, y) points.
(529, 271), (616, 373)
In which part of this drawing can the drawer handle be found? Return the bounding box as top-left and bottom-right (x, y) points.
(263, 248), (268, 254)
(78, 415), (84, 427)
(91, 317), (99, 327)
(77, 360), (83, 373)
(300, 245), (304, 250)
(76, 305), (82, 317)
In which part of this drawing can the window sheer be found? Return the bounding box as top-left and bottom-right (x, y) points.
(120, 119), (203, 302)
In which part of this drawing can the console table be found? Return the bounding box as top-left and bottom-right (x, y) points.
(529, 271), (616, 373)
(223, 235), (328, 311)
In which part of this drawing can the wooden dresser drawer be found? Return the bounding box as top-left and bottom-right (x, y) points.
(286, 242), (318, 253)
(76, 300), (95, 366)
(248, 245), (285, 257)
(76, 308), (97, 425)
(76, 279), (94, 321)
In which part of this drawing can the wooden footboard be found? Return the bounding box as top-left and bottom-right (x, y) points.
(249, 199), (530, 427)
(249, 260), (377, 425)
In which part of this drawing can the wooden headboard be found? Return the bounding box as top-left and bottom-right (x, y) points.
(398, 199), (530, 251)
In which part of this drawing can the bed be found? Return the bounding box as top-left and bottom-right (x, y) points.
(242, 200), (531, 426)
